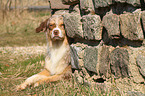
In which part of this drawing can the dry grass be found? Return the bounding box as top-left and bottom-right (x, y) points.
(0, 46), (46, 95)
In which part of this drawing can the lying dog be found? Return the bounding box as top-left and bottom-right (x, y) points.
(16, 15), (72, 90)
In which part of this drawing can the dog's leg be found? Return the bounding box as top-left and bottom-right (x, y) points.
(34, 65), (72, 86)
(16, 69), (50, 91)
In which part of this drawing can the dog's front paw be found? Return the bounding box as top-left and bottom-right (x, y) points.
(16, 83), (27, 91)
(34, 82), (40, 87)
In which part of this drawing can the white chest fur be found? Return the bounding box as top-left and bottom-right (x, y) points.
(45, 44), (69, 75)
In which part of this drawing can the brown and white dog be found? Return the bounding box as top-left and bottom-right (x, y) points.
(16, 15), (72, 90)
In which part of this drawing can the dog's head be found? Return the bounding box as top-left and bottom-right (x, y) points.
(36, 15), (66, 41)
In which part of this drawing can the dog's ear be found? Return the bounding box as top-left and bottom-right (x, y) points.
(36, 19), (49, 33)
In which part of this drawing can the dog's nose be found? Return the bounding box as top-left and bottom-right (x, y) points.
(53, 30), (59, 35)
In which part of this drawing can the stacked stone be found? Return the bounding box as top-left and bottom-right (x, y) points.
(49, 0), (145, 94)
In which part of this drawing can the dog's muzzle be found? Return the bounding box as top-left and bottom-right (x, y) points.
(53, 30), (59, 36)
(51, 27), (63, 40)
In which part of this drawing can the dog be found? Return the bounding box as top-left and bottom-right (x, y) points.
(16, 15), (72, 90)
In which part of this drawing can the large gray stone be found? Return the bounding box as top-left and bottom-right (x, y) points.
(49, 0), (69, 9)
(80, 0), (95, 15)
(114, 0), (141, 7)
(136, 54), (145, 78)
(141, 11), (145, 33)
(82, 15), (102, 40)
(110, 48), (129, 78)
(93, 0), (113, 8)
(120, 12), (144, 40)
(83, 47), (98, 73)
(99, 46), (111, 78)
(62, 0), (79, 5)
(102, 14), (120, 39)
(63, 13), (83, 38)
(70, 45), (80, 69)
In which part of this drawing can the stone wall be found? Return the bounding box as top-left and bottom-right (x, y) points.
(49, 0), (145, 95)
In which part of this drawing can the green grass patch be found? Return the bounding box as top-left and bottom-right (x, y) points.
(1, 54), (45, 77)
(16, 54), (45, 77)
(0, 54), (45, 95)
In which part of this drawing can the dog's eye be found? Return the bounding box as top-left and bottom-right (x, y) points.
(60, 24), (64, 27)
(49, 24), (55, 29)
(49, 24), (53, 27)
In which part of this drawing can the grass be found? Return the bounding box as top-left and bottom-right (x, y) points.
(0, 55), (45, 95)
